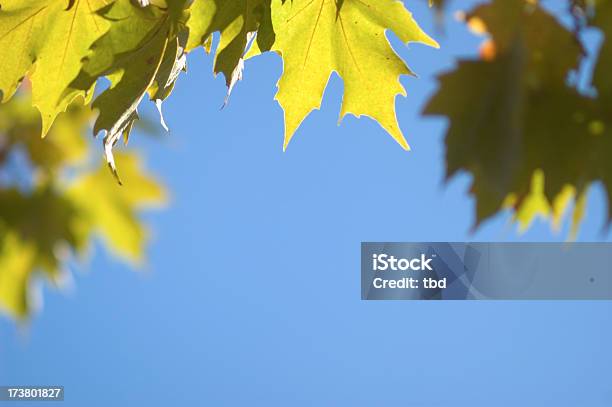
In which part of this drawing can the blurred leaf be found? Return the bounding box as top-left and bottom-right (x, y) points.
(509, 170), (550, 233)
(0, 94), (89, 173)
(0, 186), (84, 317)
(0, 94), (166, 320)
(593, 0), (612, 103)
(0, 233), (36, 318)
(423, 0), (612, 235)
(67, 152), (167, 264)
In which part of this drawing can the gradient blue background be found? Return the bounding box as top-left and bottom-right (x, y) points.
(1, 1), (612, 406)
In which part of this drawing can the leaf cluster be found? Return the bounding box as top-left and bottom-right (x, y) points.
(0, 0), (437, 176)
(0, 0), (436, 319)
(0, 92), (165, 319)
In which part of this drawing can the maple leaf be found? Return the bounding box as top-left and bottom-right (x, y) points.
(0, 179), (84, 318)
(249, 0), (438, 150)
(0, 93), (166, 319)
(0, 0), (110, 137)
(71, 0), (189, 181)
(92, 29), (170, 183)
(423, 0), (612, 234)
(0, 153), (165, 318)
(67, 152), (167, 263)
(187, 0), (271, 87)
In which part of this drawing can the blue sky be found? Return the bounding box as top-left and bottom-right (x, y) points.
(1, 1), (612, 406)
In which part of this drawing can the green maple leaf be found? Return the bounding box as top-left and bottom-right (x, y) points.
(0, 0), (110, 137)
(249, 0), (438, 150)
(187, 0), (271, 86)
(590, 0), (612, 220)
(423, 0), (598, 230)
(0, 184), (84, 318)
(71, 0), (189, 181)
(92, 27), (170, 183)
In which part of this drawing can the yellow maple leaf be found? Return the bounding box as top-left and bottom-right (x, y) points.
(250, 0), (438, 150)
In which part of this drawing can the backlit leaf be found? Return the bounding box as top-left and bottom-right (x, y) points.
(249, 0), (438, 150)
(423, 0), (605, 232)
(0, 0), (110, 136)
(186, 0), (270, 85)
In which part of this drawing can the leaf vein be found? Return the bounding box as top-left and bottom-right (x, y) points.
(303, 0), (326, 68)
(337, 11), (362, 76)
(0, 6), (47, 40)
(286, 0), (316, 23)
(59, 0), (81, 77)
